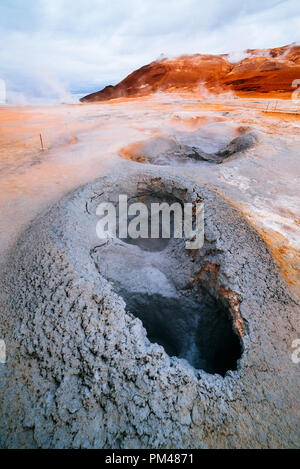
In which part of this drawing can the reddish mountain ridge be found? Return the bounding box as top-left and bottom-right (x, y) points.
(81, 44), (300, 102)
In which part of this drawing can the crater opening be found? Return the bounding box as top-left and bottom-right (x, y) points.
(118, 287), (242, 376)
(91, 179), (244, 377)
(119, 127), (257, 166)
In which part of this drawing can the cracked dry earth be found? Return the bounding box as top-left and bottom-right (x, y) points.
(0, 171), (299, 448)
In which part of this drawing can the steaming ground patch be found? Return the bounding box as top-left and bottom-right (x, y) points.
(119, 123), (258, 165)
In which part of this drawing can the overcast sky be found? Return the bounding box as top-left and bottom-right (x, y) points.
(0, 0), (299, 102)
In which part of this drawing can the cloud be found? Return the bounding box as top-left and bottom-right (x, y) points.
(0, 0), (299, 103)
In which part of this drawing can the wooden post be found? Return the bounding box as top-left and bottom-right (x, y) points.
(40, 133), (44, 151)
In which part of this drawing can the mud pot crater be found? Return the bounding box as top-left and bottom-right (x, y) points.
(92, 189), (243, 376)
(0, 170), (298, 449)
(119, 124), (258, 166)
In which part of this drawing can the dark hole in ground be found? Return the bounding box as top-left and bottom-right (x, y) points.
(95, 190), (243, 376)
(119, 288), (243, 376)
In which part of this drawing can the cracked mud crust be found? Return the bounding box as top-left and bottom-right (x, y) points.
(0, 170), (299, 448)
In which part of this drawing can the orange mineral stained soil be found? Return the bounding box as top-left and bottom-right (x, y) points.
(0, 44), (299, 296)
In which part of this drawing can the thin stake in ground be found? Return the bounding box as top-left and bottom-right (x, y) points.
(40, 133), (45, 151)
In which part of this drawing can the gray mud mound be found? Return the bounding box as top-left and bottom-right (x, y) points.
(0, 170), (299, 449)
(120, 125), (258, 165)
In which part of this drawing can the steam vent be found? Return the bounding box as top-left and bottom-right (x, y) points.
(0, 171), (299, 449)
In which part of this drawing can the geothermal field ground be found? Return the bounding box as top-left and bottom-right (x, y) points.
(1, 95), (299, 291)
(0, 46), (299, 449)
